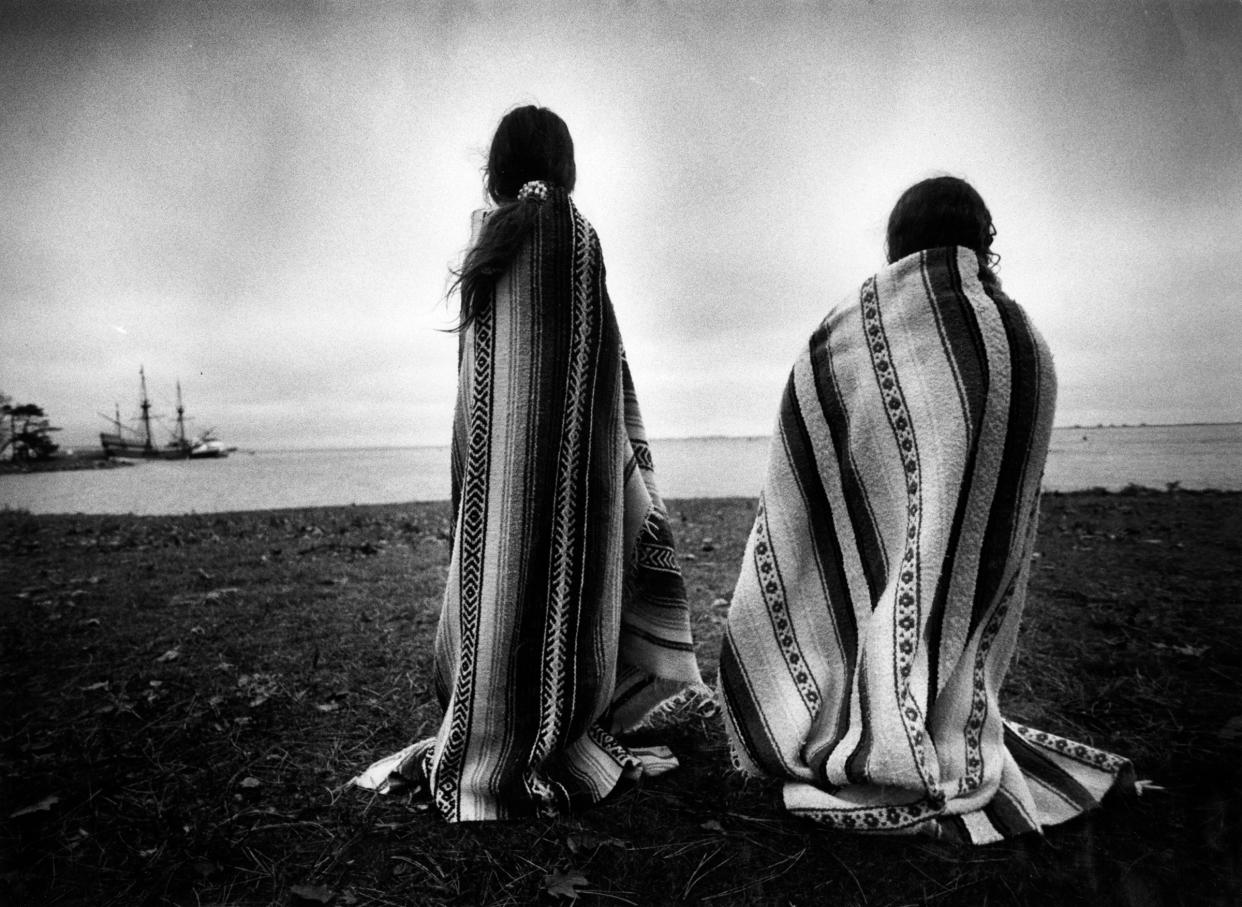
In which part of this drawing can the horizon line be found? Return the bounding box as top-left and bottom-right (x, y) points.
(59, 419), (1240, 455)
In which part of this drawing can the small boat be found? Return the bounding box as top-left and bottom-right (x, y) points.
(100, 367), (231, 460)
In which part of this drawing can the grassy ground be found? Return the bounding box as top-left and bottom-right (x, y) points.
(1, 491), (1239, 906)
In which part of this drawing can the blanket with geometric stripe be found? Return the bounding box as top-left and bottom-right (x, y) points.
(355, 185), (705, 821)
(717, 247), (1132, 843)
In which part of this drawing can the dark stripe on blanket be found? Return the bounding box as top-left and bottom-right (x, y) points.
(970, 283), (1044, 634)
(808, 316), (888, 605)
(489, 204), (558, 804)
(604, 669), (653, 721)
(928, 249), (989, 435)
(1004, 724), (1099, 812)
(623, 623), (697, 653)
(983, 785), (1037, 839)
(845, 645), (873, 785)
(623, 453), (638, 483)
(779, 372), (858, 704)
(924, 248), (990, 702)
(450, 331), (467, 536)
(719, 629), (789, 774)
(940, 815), (971, 845)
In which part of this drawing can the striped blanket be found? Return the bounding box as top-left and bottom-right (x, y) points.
(718, 247), (1132, 843)
(355, 186), (705, 821)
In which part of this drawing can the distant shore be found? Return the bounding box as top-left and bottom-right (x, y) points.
(0, 449), (132, 475)
(25, 420), (1242, 459)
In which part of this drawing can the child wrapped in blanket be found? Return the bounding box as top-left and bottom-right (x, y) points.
(355, 106), (707, 821)
(717, 176), (1133, 844)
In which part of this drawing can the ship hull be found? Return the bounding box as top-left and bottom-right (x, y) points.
(101, 370), (231, 461)
(99, 433), (188, 460)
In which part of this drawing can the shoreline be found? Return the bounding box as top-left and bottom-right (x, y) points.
(0, 451), (132, 475)
(11, 418), (1242, 464)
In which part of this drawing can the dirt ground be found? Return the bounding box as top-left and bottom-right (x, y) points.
(1, 490), (1239, 906)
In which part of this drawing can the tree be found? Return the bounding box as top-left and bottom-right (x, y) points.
(0, 393), (11, 459)
(1, 395), (61, 462)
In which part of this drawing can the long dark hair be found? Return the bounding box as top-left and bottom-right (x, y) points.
(885, 176), (999, 274)
(451, 106), (577, 331)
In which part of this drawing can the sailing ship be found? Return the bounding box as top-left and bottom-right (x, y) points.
(100, 367), (231, 459)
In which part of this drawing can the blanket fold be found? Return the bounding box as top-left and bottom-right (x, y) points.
(718, 247), (1132, 843)
(356, 187), (704, 821)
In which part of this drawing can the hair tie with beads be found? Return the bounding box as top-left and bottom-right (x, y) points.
(517, 180), (550, 202)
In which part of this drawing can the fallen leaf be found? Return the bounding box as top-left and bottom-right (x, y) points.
(155, 647), (181, 663)
(544, 870), (589, 901)
(10, 795), (60, 818)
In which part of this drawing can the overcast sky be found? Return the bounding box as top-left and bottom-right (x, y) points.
(3, 0), (1240, 450)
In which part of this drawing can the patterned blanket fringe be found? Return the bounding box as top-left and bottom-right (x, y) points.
(624, 681), (720, 734)
(351, 740), (432, 796)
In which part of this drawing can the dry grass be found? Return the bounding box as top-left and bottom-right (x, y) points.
(1, 491), (1239, 906)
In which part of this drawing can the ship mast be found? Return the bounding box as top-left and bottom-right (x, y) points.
(139, 366), (154, 452)
(175, 380), (188, 449)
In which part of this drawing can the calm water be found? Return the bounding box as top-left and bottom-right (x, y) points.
(2, 424), (1239, 516)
